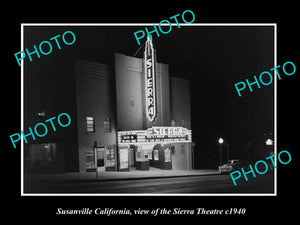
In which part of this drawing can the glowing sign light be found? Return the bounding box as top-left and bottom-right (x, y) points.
(144, 36), (157, 122)
(146, 127), (189, 136)
(118, 127), (192, 145)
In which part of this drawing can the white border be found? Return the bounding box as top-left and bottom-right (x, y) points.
(274, 24), (277, 196)
(21, 24), (24, 195)
(21, 23), (277, 196)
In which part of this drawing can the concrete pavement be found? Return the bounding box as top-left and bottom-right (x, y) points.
(24, 167), (220, 183)
(23, 168), (275, 194)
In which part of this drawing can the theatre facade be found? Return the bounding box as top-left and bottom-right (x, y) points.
(25, 37), (193, 173)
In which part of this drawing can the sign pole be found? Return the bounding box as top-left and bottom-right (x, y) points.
(94, 147), (98, 180)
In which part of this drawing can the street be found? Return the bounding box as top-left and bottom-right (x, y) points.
(24, 173), (274, 194)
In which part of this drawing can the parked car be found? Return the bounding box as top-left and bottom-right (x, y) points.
(219, 159), (247, 174)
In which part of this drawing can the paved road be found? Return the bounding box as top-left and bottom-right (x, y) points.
(24, 173), (274, 194)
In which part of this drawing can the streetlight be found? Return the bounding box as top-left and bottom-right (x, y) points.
(36, 110), (46, 117)
(265, 139), (273, 146)
(265, 138), (273, 158)
(218, 138), (224, 165)
(265, 138), (274, 171)
(218, 138), (224, 144)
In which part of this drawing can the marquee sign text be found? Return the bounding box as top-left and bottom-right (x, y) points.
(118, 126), (192, 145)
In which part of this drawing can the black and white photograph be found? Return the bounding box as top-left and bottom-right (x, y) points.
(5, 5), (298, 221)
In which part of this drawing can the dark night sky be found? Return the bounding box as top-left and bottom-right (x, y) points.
(24, 25), (274, 166)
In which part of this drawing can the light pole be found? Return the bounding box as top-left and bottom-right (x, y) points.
(218, 138), (224, 166)
(226, 144), (230, 162)
(265, 138), (273, 156)
(265, 138), (274, 171)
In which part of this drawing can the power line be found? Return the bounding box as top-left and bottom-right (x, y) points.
(133, 43), (144, 57)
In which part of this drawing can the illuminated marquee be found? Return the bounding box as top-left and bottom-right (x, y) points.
(118, 127), (192, 145)
(144, 36), (157, 122)
(146, 127), (189, 136)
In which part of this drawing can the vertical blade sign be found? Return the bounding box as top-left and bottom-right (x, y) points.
(144, 36), (157, 122)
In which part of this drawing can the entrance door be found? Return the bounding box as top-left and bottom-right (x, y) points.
(128, 147), (135, 167)
(95, 147), (105, 172)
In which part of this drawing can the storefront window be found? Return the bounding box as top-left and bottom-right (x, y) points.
(119, 148), (129, 169)
(103, 118), (111, 133)
(165, 148), (171, 162)
(86, 149), (95, 169)
(105, 146), (116, 167)
(29, 143), (57, 168)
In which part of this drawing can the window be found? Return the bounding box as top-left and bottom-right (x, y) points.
(29, 143), (57, 168)
(103, 118), (111, 133)
(171, 120), (176, 126)
(86, 117), (95, 133)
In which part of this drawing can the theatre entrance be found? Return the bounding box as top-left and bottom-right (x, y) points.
(126, 144), (172, 171)
(117, 126), (193, 171)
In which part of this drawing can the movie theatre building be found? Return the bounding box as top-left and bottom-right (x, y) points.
(74, 38), (193, 172)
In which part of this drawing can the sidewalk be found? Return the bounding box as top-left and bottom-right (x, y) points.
(24, 167), (220, 183)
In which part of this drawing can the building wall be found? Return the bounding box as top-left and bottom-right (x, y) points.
(114, 53), (171, 131)
(171, 143), (193, 170)
(75, 59), (117, 172)
(170, 77), (191, 129)
(169, 78), (192, 170)
(115, 53), (144, 131)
